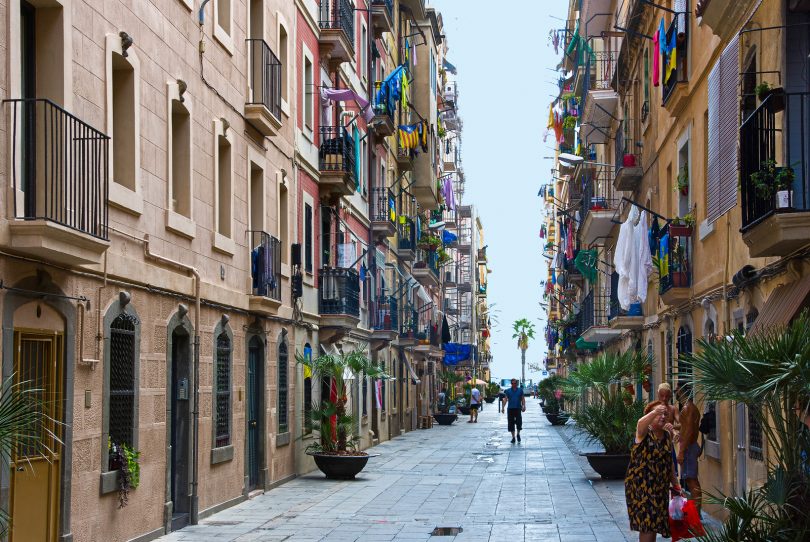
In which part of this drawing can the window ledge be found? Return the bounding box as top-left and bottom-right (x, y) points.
(211, 444), (234, 464)
(705, 440), (720, 460)
(109, 182), (143, 216)
(166, 209), (196, 239)
(213, 24), (235, 56)
(281, 99), (291, 118)
(100, 470), (120, 495)
(276, 432), (291, 447)
(213, 232), (236, 256)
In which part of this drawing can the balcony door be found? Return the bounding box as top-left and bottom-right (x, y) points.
(246, 336), (265, 492)
(20, 1), (36, 217)
(786, 4), (810, 207)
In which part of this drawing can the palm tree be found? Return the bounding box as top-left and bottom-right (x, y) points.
(687, 312), (810, 542)
(512, 318), (536, 385)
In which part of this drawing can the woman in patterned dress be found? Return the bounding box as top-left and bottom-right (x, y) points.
(625, 402), (681, 541)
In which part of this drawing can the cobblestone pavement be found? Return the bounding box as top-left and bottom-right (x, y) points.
(157, 400), (637, 541)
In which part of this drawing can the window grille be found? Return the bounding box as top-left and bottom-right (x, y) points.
(215, 333), (231, 447)
(278, 339), (289, 432)
(749, 406), (764, 460)
(676, 326), (692, 388)
(109, 314), (136, 467)
(362, 372), (368, 416)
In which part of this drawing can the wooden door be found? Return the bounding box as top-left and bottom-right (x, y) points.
(10, 330), (63, 542)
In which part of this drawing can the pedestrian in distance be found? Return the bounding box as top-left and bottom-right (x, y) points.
(625, 402), (681, 542)
(497, 389), (506, 413)
(676, 384), (702, 515)
(502, 379), (525, 443)
(468, 386), (481, 423)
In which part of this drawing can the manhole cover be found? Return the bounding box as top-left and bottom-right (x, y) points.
(431, 527), (463, 536)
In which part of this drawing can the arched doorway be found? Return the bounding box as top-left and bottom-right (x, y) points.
(246, 335), (265, 492)
(167, 311), (193, 531)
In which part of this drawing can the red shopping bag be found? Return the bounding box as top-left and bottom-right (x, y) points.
(669, 499), (706, 541)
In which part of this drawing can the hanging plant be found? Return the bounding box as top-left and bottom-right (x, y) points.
(109, 439), (140, 508)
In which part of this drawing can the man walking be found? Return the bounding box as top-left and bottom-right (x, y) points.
(677, 384), (702, 514)
(468, 386), (481, 423)
(502, 379), (526, 443)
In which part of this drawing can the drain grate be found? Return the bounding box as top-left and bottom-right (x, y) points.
(431, 526), (463, 536)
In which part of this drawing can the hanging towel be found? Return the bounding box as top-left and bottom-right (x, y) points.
(649, 217), (661, 257)
(322, 88), (375, 123)
(634, 211), (654, 303)
(614, 206), (636, 310)
(401, 73), (409, 110)
(565, 220), (575, 260)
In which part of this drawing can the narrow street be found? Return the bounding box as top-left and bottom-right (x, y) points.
(158, 401), (634, 542)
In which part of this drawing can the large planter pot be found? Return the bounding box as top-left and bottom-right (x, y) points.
(458, 406), (471, 415)
(308, 452), (377, 480)
(545, 412), (569, 426)
(433, 413), (458, 425)
(484, 396), (496, 404)
(583, 453), (631, 480)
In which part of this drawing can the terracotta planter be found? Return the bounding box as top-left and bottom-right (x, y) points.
(623, 153), (637, 167)
(583, 453), (631, 479)
(669, 225), (693, 237)
(308, 452), (377, 480)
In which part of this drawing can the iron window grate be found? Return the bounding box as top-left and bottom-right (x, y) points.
(749, 406), (764, 461)
(215, 333), (231, 448)
(109, 315), (135, 454)
(278, 340), (288, 433)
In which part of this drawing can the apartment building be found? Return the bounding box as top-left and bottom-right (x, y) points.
(546, 0), (809, 520)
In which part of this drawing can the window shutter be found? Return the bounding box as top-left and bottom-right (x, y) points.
(707, 36), (740, 222)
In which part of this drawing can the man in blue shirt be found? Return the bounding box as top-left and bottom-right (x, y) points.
(502, 379), (526, 443)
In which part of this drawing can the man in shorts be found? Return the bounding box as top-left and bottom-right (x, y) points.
(468, 386), (481, 423)
(677, 384), (702, 514)
(502, 379), (526, 443)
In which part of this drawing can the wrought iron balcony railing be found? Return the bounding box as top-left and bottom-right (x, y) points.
(414, 248), (440, 280)
(661, 15), (688, 105)
(582, 163), (618, 219)
(370, 186), (396, 224)
(4, 98), (109, 239)
(740, 92), (809, 230)
(371, 295), (398, 331)
(615, 119), (641, 173)
(319, 126), (356, 183)
(398, 217), (416, 251)
(319, 267), (360, 317)
(657, 222), (692, 294)
(250, 231), (282, 301)
(372, 80), (396, 123)
(246, 39), (282, 121)
(319, 0), (355, 48)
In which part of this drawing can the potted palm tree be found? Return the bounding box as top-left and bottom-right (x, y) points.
(434, 370), (462, 425)
(688, 312), (810, 541)
(564, 351), (647, 479)
(485, 382), (500, 403)
(512, 318), (536, 386)
(297, 349), (388, 479)
(538, 374), (569, 425)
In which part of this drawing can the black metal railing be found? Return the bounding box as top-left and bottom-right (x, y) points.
(582, 163), (617, 220)
(250, 231), (282, 301)
(414, 248), (440, 280)
(587, 50), (617, 91)
(581, 287), (611, 331)
(319, 126), (356, 185)
(399, 303), (418, 338)
(662, 15), (688, 105)
(371, 186), (396, 224)
(372, 81), (396, 124)
(246, 39), (282, 120)
(658, 223), (692, 294)
(740, 92), (810, 230)
(4, 98), (109, 239)
(319, 267), (360, 317)
(371, 295), (398, 331)
(319, 0), (355, 48)
(398, 217), (416, 251)
(615, 120), (641, 173)
(417, 304), (439, 346)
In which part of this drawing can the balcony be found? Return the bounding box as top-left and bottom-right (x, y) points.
(614, 120), (643, 191)
(477, 247), (487, 263)
(397, 217), (416, 261)
(395, 133), (414, 170)
(607, 271), (644, 330)
(414, 306), (441, 356)
(319, 267), (360, 338)
(443, 81), (457, 107)
(399, 0), (426, 19)
(248, 231), (282, 315)
(696, 0), (758, 41)
(658, 223), (692, 306)
(661, 15), (689, 113)
(318, 0), (355, 66)
(580, 163), (618, 245)
(370, 81), (396, 137)
(740, 92), (810, 257)
(370, 187), (397, 239)
(245, 39), (282, 136)
(443, 140), (458, 171)
(580, 51), (618, 145)
(3, 98), (110, 265)
(580, 290), (622, 343)
(318, 126), (357, 196)
(412, 249), (439, 289)
(563, 253), (584, 285)
(370, 295), (398, 347)
(370, 0), (394, 38)
(396, 304), (419, 347)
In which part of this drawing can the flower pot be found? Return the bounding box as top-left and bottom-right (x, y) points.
(583, 452), (631, 479)
(458, 406), (471, 416)
(761, 87), (786, 112)
(432, 413), (458, 425)
(623, 153), (637, 167)
(308, 452), (377, 480)
(776, 190), (793, 209)
(669, 225), (693, 237)
(484, 396), (496, 404)
(672, 271), (689, 288)
(545, 412), (569, 426)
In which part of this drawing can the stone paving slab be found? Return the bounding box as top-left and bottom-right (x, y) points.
(156, 401), (639, 541)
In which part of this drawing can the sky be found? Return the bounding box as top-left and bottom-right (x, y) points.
(430, 0), (568, 383)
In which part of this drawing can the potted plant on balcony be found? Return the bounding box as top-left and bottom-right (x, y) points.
(674, 166), (689, 196)
(755, 81), (786, 111)
(298, 349), (387, 479)
(563, 351), (647, 479)
(750, 159), (795, 208)
(669, 214), (693, 237)
(418, 233), (441, 251)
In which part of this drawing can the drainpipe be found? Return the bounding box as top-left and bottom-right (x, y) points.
(143, 234), (202, 524)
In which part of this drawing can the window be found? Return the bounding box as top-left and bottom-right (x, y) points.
(214, 332), (232, 447)
(643, 47), (650, 114)
(392, 357), (397, 407)
(214, 0), (233, 52)
(676, 325), (692, 388)
(305, 203), (314, 272)
(321, 211), (331, 267)
(279, 180), (288, 264)
(171, 100), (192, 217)
(360, 24), (367, 80)
(677, 138), (690, 218)
(112, 54), (136, 192)
(748, 406), (764, 460)
(362, 372), (368, 416)
(705, 401), (718, 442)
(109, 314), (136, 454)
(279, 23), (289, 105)
(278, 334), (289, 433)
(745, 309), (759, 334)
(304, 56), (314, 130)
(303, 343), (313, 435)
(249, 156), (265, 232)
(361, 137), (368, 196)
(665, 330), (673, 386)
(215, 121), (232, 238)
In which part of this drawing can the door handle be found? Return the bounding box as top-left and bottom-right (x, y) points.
(250, 420), (257, 427)
(737, 445), (746, 451)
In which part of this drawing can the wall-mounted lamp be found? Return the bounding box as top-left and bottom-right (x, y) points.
(177, 79), (187, 103)
(220, 117), (230, 134)
(120, 31), (134, 58)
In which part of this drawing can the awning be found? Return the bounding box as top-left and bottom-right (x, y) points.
(748, 274), (810, 337)
(403, 357), (421, 385)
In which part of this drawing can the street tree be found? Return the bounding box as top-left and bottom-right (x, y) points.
(512, 318), (536, 386)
